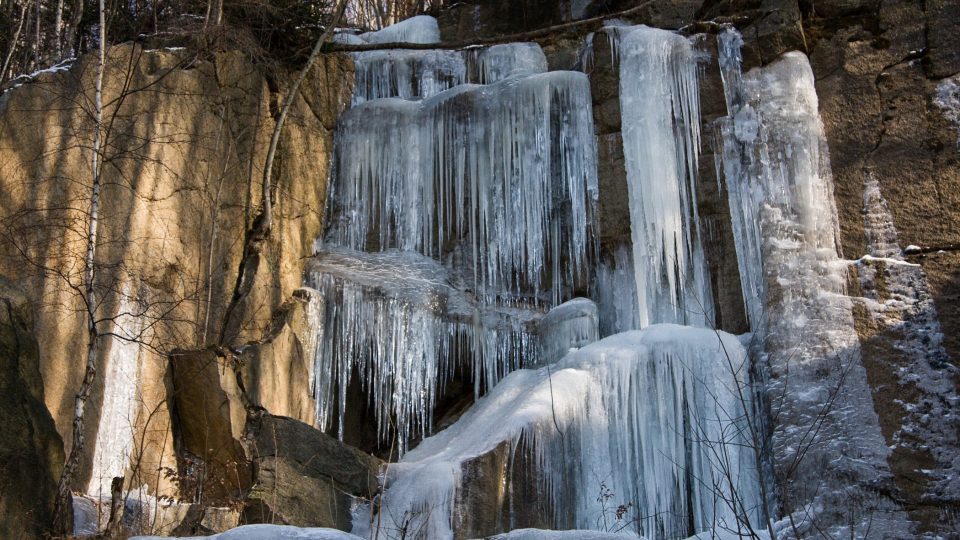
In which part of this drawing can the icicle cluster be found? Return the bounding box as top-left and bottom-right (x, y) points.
(307, 248), (541, 453)
(365, 326), (762, 540)
(327, 70), (598, 305)
(617, 26), (714, 328)
(352, 43), (547, 104)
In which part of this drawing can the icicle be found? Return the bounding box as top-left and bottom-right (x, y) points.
(366, 326), (762, 539)
(618, 26), (714, 328)
(352, 50), (467, 105)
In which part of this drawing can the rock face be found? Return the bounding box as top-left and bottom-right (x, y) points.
(168, 291), (327, 503)
(0, 278), (65, 539)
(0, 43), (353, 503)
(0, 1), (958, 538)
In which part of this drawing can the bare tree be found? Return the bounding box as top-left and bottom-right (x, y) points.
(259, 0), (348, 234)
(51, 0), (107, 531)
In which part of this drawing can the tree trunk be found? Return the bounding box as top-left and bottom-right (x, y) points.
(63, 0), (83, 59)
(259, 0), (348, 235)
(105, 476), (124, 538)
(54, 0), (65, 60)
(52, 0), (107, 533)
(0, 0), (30, 84)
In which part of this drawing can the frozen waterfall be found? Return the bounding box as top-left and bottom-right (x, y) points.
(87, 287), (146, 499)
(311, 17), (770, 539)
(326, 69), (598, 305)
(714, 27), (910, 536)
(360, 327), (762, 540)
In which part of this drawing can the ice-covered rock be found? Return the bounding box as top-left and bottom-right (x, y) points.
(365, 326), (762, 539)
(536, 297), (599, 365)
(131, 524), (364, 540)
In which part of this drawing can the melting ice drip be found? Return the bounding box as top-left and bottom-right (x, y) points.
(306, 248), (541, 453)
(363, 327), (762, 540)
(618, 27), (715, 328)
(87, 288), (146, 499)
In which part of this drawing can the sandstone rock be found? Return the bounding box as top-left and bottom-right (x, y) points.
(0, 43), (353, 498)
(0, 278), (65, 539)
(242, 413), (383, 531)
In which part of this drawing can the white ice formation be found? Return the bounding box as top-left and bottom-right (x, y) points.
(714, 27), (912, 536)
(536, 297), (599, 366)
(352, 43), (548, 104)
(307, 248), (542, 453)
(86, 286), (146, 498)
(326, 70), (598, 305)
(364, 326), (762, 540)
(594, 246), (640, 336)
(618, 26), (714, 328)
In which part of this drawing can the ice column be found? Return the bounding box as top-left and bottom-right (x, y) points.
(715, 27), (912, 536)
(716, 28), (844, 329)
(618, 26), (714, 328)
(87, 288), (145, 498)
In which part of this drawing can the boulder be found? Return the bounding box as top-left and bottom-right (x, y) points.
(0, 278), (65, 539)
(242, 413), (383, 531)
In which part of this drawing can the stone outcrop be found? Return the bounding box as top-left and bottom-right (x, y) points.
(168, 290), (326, 502)
(0, 42), (353, 502)
(242, 413), (382, 530)
(0, 278), (65, 539)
